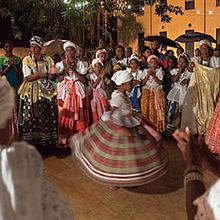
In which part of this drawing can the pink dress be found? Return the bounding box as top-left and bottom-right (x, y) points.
(90, 73), (110, 123)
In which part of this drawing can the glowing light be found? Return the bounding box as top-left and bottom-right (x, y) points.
(196, 10), (200, 14)
(209, 11), (213, 14)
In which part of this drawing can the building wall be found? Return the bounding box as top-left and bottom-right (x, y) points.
(123, 0), (220, 53)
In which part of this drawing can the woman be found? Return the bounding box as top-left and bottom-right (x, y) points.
(69, 69), (168, 188)
(166, 53), (192, 135)
(141, 55), (167, 132)
(89, 58), (110, 122)
(0, 40), (23, 111)
(127, 53), (143, 112)
(0, 76), (73, 220)
(18, 36), (58, 153)
(181, 39), (220, 134)
(173, 128), (220, 220)
(57, 41), (90, 146)
(140, 46), (152, 70)
(111, 45), (128, 69)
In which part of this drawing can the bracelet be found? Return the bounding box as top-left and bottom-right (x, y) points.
(184, 171), (204, 187)
(184, 165), (203, 177)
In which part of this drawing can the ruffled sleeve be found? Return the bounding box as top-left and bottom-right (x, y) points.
(155, 68), (164, 81)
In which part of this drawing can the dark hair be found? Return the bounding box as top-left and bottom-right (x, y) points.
(195, 48), (200, 52)
(165, 50), (174, 57)
(4, 40), (13, 47)
(168, 56), (178, 67)
(177, 47), (184, 53)
(141, 46), (151, 54)
(115, 45), (125, 54)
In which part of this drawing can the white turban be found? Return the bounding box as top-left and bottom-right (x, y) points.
(95, 49), (107, 59)
(63, 41), (77, 51)
(199, 39), (212, 49)
(0, 76), (15, 129)
(92, 58), (103, 68)
(30, 36), (44, 48)
(111, 70), (133, 86)
(129, 53), (140, 63)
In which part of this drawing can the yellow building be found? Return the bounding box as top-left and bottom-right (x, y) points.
(122, 0), (220, 56)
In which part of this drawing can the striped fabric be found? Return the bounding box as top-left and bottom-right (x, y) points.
(70, 119), (168, 187)
(206, 97), (220, 156)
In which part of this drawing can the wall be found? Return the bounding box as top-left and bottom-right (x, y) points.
(121, 0), (220, 52)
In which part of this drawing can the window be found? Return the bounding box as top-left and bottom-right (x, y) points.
(216, 28), (220, 44)
(217, 0), (220, 6)
(185, 0), (195, 10)
(185, 30), (194, 57)
(159, 31), (167, 37)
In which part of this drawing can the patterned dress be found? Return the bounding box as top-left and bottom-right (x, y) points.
(18, 55), (58, 151)
(141, 68), (167, 132)
(70, 90), (168, 187)
(57, 60), (91, 146)
(166, 68), (192, 135)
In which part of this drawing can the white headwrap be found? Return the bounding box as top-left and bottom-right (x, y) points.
(92, 58), (103, 68)
(30, 36), (44, 48)
(199, 39), (212, 49)
(111, 70), (133, 86)
(95, 49), (107, 59)
(63, 41), (77, 51)
(0, 76), (15, 129)
(178, 52), (191, 63)
(129, 53), (140, 63)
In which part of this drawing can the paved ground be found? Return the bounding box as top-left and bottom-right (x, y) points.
(44, 138), (218, 220)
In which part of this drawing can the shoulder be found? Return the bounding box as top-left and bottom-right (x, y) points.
(170, 68), (178, 76)
(22, 56), (34, 65)
(44, 56), (54, 66)
(210, 56), (220, 68)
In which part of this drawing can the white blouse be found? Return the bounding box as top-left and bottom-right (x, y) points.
(127, 68), (143, 81)
(170, 68), (192, 88)
(141, 67), (164, 89)
(0, 142), (73, 220)
(111, 57), (128, 67)
(89, 72), (110, 89)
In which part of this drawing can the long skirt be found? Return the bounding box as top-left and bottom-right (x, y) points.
(141, 89), (167, 132)
(58, 81), (91, 146)
(206, 97), (220, 155)
(19, 96), (58, 149)
(166, 100), (180, 135)
(70, 118), (168, 187)
(91, 89), (109, 123)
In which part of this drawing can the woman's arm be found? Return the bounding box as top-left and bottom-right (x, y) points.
(141, 70), (151, 86)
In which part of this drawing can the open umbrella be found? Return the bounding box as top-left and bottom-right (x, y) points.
(144, 35), (181, 48)
(42, 39), (68, 56)
(175, 32), (216, 43)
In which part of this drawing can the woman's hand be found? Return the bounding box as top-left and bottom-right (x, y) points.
(173, 128), (202, 166)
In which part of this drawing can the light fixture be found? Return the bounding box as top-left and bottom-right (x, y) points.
(64, 0), (68, 3)
(142, 7), (145, 11)
(127, 5), (131, 9)
(209, 11), (213, 15)
(196, 10), (200, 14)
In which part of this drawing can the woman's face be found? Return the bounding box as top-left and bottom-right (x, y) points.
(144, 49), (152, 58)
(66, 47), (76, 58)
(130, 60), (138, 70)
(78, 48), (84, 57)
(179, 57), (188, 69)
(122, 80), (133, 92)
(200, 44), (211, 59)
(149, 58), (158, 69)
(4, 43), (13, 53)
(167, 51), (174, 57)
(115, 47), (124, 60)
(30, 44), (42, 55)
(98, 52), (106, 62)
(168, 59), (175, 69)
(94, 63), (102, 74)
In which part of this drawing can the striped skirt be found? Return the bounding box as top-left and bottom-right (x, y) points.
(206, 97), (220, 155)
(141, 89), (167, 132)
(70, 119), (168, 187)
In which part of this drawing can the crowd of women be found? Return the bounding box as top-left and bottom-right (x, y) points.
(1, 35), (220, 219)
